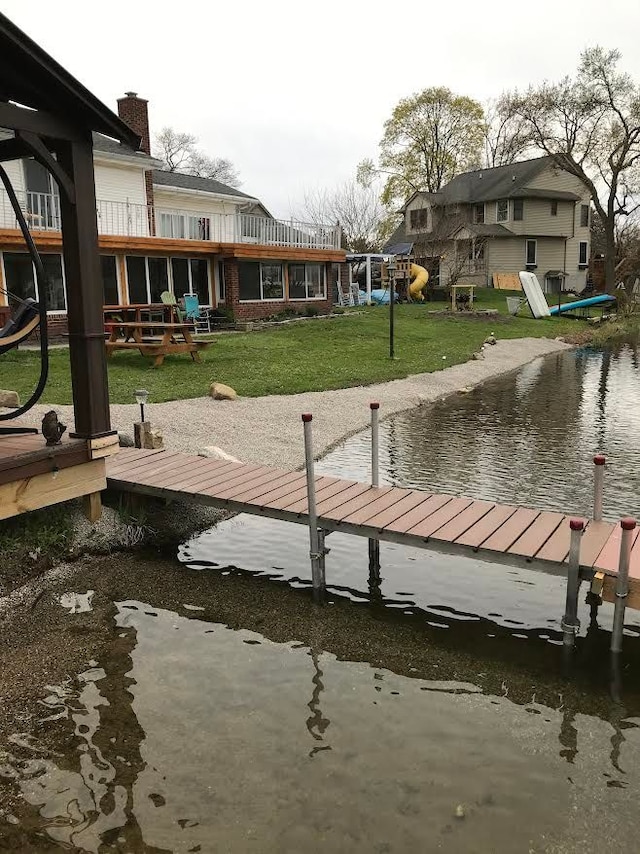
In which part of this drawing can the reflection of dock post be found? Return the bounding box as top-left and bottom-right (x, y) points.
(593, 454), (606, 520)
(562, 519), (584, 647)
(302, 413), (325, 603)
(611, 518), (636, 654)
(368, 401), (381, 585)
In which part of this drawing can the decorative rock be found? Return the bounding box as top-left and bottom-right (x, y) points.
(454, 804), (465, 820)
(472, 351), (484, 360)
(209, 382), (238, 401)
(198, 446), (241, 463)
(0, 389), (20, 408)
(149, 428), (164, 449)
(118, 432), (135, 448)
(484, 335), (497, 345)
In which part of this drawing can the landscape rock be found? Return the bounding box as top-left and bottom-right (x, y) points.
(149, 428), (164, 449)
(198, 446), (241, 463)
(209, 382), (238, 401)
(0, 389), (20, 408)
(484, 335), (497, 345)
(118, 432), (135, 447)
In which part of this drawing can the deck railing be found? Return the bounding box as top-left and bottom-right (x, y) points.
(0, 190), (341, 250)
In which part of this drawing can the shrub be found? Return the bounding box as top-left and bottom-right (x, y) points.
(304, 305), (320, 317)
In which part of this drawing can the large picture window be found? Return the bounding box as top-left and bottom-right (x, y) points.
(125, 256), (171, 304)
(238, 262), (284, 301)
(289, 263), (326, 300)
(2, 252), (66, 312)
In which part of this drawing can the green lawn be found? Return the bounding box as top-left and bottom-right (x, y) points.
(0, 289), (589, 404)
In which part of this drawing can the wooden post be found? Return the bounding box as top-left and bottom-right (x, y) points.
(611, 518), (636, 653)
(562, 518), (584, 646)
(593, 454), (605, 521)
(57, 134), (112, 439)
(368, 401), (381, 585)
(82, 491), (102, 523)
(302, 414), (324, 602)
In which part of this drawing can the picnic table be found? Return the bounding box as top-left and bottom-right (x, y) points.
(104, 303), (180, 326)
(105, 321), (211, 368)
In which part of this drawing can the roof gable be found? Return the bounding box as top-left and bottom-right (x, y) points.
(439, 157), (552, 204)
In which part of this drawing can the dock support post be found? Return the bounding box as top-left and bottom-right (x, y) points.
(368, 401), (381, 588)
(302, 413), (325, 603)
(611, 517), (636, 654)
(593, 454), (605, 521)
(562, 518), (584, 646)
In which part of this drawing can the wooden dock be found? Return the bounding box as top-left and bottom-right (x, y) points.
(105, 448), (639, 612)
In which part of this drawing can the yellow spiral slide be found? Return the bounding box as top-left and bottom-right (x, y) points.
(408, 263), (430, 301)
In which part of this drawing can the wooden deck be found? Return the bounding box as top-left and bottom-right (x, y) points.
(106, 448), (639, 608)
(0, 431), (119, 520)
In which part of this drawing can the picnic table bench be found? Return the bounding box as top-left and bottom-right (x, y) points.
(105, 321), (211, 368)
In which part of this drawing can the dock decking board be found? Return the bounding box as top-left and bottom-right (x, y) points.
(105, 449), (637, 597)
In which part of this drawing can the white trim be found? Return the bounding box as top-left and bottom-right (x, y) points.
(93, 151), (161, 169)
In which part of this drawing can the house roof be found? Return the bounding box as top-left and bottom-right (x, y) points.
(459, 223), (515, 238)
(437, 157), (553, 204)
(92, 132), (159, 164)
(152, 169), (257, 201)
(0, 12), (140, 149)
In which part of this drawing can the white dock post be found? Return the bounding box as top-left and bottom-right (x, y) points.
(611, 517), (636, 653)
(368, 402), (381, 589)
(302, 413), (325, 603)
(365, 255), (372, 304)
(562, 518), (584, 646)
(593, 454), (605, 521)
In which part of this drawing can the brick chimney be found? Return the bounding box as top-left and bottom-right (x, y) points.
(117, 91), (150, 154)
(116, 91), (155, 232)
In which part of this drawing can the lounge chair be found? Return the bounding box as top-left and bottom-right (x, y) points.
(160, 289), (185, 322)
(183, 293), (214, 333)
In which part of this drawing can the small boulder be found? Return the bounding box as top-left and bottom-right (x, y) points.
(472, 351), (484, 360)
(0, 389), (20, 408)
(484, 335), (497, 345)
(149, 428), (164, 449)
(209, 382), (238, 401)
(118, 432), (135, 448)
(198, 446), (241, 463)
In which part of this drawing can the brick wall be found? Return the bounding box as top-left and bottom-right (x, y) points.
(223, 259), (334, 320)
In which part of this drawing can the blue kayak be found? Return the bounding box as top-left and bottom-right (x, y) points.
(549, 294), (615, 315)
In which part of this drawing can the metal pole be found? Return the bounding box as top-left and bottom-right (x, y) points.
(302, 414), (324, 603)
(365, 254), (372, 304)
(611, 517), (636, 653)
(388, 256), (396, 359)
(562, 518), (584, 646)
(593, 454), (605, 521)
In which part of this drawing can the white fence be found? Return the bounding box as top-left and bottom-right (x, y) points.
(0, 190), (341, 250)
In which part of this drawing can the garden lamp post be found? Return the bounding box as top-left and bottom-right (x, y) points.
(134, 388), (149, 424)
(388, 255), (396, 359)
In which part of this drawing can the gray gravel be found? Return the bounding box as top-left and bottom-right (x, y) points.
(18, 337), (571, 469)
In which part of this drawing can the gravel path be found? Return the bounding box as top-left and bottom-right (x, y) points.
(16, 337), (571, 469)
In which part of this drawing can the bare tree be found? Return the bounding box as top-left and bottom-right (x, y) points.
(154, 126), (242, 188)
(508, 47), (640, 291)
(483, 96), (532, 167)
(297, 179), (393, 252)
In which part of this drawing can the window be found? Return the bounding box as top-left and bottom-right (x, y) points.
(125, 256), (171, 303)
(289, 263), (326, 300)
(525, 239), (537, 267)
(409, 208), (429, 230)
(473, 204), (485, 224)
(580, 205), (590, 228)
(496, 200), (508, 222)
(101, 256), (119, 305)
(158, 212), (211, 241)
(238, 262), (284, 301)
(170, 258), (211, 305)
(513, 199), (524, 221)
(2, 252), (66, 311)
(23, 159), (60, 229)
(579, 241), (589, 267)
(551, 199), (558, 216)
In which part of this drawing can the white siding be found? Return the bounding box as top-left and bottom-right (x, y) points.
(94, 161), (147, 206)
(2, 160), (26, 195)
(508, 198), (575, 237)
(153, 188), (240, 217)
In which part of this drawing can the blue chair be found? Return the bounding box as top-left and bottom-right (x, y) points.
(183, 293), (212, 333)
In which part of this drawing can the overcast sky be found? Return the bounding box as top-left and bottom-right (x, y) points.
(4, 0), (640, 217)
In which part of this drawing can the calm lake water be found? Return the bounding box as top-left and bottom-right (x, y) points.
(3, 343), (640, 852)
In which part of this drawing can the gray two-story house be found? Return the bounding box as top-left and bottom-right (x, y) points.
(386, 156), (591, 294)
